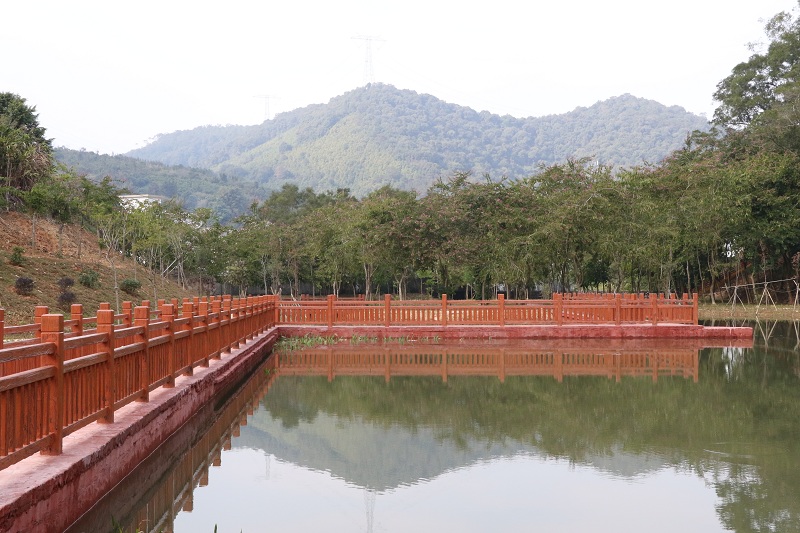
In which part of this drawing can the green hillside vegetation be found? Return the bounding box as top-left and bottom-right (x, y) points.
(125, 85), (709, 196)
(54, 148), (268, 223)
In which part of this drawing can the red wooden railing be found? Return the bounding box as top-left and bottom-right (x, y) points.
(0, 291), (697, 471)
(278, 292), (699, 327)
(0, 295), (277, 471)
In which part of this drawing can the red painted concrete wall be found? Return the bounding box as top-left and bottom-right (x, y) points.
(277, 323), (754, 341)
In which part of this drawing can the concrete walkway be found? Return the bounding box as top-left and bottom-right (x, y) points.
(0, 327), (279, 533)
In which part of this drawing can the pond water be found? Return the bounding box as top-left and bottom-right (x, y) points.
(68, 322), (800, 533)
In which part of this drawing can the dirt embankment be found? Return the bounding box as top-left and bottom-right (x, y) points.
(0, 211), (105, 263)
(0, 211), (195, 325)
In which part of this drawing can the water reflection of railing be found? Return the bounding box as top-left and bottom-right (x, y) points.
(67, 356), (278, 533)
(277, 344), (700, 383)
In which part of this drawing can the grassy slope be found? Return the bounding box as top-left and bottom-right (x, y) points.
(0, 211), (195, 326)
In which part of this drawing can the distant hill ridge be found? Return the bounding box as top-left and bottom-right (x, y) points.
(124, 84), (708, 193)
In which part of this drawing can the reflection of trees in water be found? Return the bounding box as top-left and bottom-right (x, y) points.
(707, 319), (800, 381)
(711, 457), (800, 532)
(259, 334), (800, 532)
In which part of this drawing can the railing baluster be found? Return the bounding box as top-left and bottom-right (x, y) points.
(40, 314), (64, 455)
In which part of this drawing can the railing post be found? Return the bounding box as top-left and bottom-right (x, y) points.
(231, 297), (241, 349)
(222, 298), (232, 354)
(384, 294), (392, 327)
(70, 303), (84, 337)
(34, 306), (49, 340)
(211, 300), (222, 359)
(651, 293), (658, 325)
(96, 309), (116, 423)
(228, 297), (237, 349)
(615, 293), (621, 326)
(40, 314), (65, 456)
(498, 293), (505, 327)
(248, 297), (256, 339)
(246, 296), (254, 338)
(121, 301), (133, 327)
(692, 292), (699, 325)
(327, 294), (335, 329)
(161, 303), (176, 387)
(182, 302), (195, 374)
(441, 294), (448, 327)
(262, 295), (275, 331)
(0, 308), (4, 349)
(134, 306), (150, 401)
(198, 300), (210, 367)
(554, 293), (563, 326)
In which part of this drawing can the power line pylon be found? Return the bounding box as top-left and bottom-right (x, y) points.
(253, 95), (280, 121)
(351, 35), (385, 85)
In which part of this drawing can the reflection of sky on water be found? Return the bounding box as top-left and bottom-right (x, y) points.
(168, 326), (800, 532)
(174, 447), (724, 533)
(722, 346), (745, 379)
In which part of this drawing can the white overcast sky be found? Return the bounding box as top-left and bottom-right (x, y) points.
(3, 0), (798, 155)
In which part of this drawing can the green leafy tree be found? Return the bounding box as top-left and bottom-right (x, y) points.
(0, 93), (52, 206)
(355, 186), (418, 299)
(713, 6), (800, 152)
(25, 169), (83, 255)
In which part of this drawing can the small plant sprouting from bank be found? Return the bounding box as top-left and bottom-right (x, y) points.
(120, 278), (142, 295)
(57, 291), (76, 309)
(9, 246), (24, 266)
(57, 277), (74, 291)
(15, 276), (34, 296)
(275, 334), (340, 351)
(350, 334), (379, 345)
(79, 269), (99, 289)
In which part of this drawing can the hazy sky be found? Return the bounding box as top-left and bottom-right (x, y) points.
(4, 0), (798, 155)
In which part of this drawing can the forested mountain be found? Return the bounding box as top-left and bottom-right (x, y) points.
(123, 84), (709, 196)
(54, 148), (268, 222)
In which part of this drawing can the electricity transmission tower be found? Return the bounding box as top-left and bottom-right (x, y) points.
(352, 35), (384, 85)
(253, 94), (279, 121)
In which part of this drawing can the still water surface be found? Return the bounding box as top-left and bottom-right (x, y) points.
(70, 322), (800, 533)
